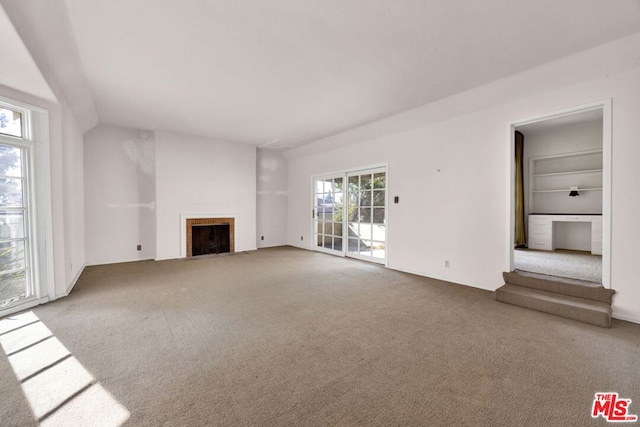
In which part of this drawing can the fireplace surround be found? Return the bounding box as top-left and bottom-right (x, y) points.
(184, 216), (235, 257)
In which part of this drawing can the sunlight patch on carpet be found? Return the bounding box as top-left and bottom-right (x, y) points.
(0, 311), (130, 426)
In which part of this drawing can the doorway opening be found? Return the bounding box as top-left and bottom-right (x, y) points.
(509, 101), (611, 288)
(313, 166), (387, 265)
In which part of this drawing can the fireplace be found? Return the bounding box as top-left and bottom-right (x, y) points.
(186, 217), (235, 257)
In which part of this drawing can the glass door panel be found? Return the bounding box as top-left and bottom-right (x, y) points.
(314, 176), (344, 255)
(347, 168), (386, 263)
(0, 144), (30, 307)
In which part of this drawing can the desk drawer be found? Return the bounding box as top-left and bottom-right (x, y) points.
(529, 223), (551, 234)
(529, 217), (549, 225)
(529, 241), (552, 251)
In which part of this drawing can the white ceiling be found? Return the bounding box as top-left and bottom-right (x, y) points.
(5, 0), (640, 148)
(0, 5), (54, 102)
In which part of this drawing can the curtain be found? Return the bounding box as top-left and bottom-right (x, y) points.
(515, 131), (526, 247)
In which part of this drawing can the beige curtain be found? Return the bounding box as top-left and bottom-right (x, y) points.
(515, 131), (526, 247)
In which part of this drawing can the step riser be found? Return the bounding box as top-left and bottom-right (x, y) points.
(503, 271), (614, 303)
(496, 289), (611, 328)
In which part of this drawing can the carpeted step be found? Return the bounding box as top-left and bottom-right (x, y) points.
(503, 271), (614, 304)
(495, 284), (611, 327)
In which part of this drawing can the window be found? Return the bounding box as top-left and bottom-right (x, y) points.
(0, 143), (30, 306)
(0, 107), (23, 138)
(0, 97), (51, 312)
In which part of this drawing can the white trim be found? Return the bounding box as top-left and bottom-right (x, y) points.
(346, 251), (386, 265)
(33, 106), (55, 301)
(601, 99), (612, 290)
(0, 296), (49, 319)
(528, 148), (603, 162)
(85, 258), (154, 266)
(179, 213), (237, 258)
(612, 312), (640, 325)
(386, 264), (496, 291)
(309, 173), (315, 251)
(59, 263), (86, 298)
(508, 99), (612, 288)
(313, 245), (345, 257)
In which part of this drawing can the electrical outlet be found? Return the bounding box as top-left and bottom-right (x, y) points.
(301, 236), (304, 241)
(137, 244), (142, 251)
(445, 260), (450, 268)
(261, 236), (264, 241)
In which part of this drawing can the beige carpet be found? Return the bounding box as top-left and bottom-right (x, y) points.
(1, 246), (639, 426)
(514, 248), (602, 284)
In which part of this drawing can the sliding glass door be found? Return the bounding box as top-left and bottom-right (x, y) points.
(313, 167), (387, 264)
(347, 168), (386, 263)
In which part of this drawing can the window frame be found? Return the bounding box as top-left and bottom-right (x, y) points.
(0, 95), (53, 314)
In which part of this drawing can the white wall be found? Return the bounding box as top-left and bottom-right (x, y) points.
(284, 33), (640, 323)
(155, 130), (256, 260)
(256, 148), (288, 248)
(84, 125), (156, 265)
(83, 127), (257, 263)
(60, 101), (86, 289)
(287, 110), (506, 290)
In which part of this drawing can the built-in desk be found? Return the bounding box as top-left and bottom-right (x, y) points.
(528, 214), (602, 255)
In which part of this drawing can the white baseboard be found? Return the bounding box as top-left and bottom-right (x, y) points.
(85, 256), (154, 266)
(57, 263), (86, 298)
(386, 264), (498, 292)
(153, 256), (176, 261)
(287, 242), (311, 251)
(612, 311), (640, 325)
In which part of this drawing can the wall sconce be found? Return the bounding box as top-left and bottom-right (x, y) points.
(569, 186), (579, 197)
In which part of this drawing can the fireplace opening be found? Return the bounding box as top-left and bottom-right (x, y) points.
(186, 217), (235, 257)
(191, 224), (230, 256)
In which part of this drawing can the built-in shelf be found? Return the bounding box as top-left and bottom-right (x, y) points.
(533, 169), (602, 178)
(532, 188), (602, 194)
(528, 149), (603, 214)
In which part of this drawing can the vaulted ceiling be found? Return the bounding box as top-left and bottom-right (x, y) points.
(3, 0), (640, 149)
